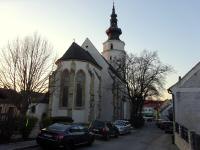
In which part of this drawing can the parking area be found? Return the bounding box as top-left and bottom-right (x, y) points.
(29, 122), (178, 150)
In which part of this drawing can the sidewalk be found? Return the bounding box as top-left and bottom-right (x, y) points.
(0, 140), (38, 150)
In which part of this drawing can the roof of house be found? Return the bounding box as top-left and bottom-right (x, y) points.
(143, 100), (164, 109)
(29, 92), (49, 104)
(0, 88), (19, 104)
(58, 42), (102, 69)
(169, 61), (200, 91)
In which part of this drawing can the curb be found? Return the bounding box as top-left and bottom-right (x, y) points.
(14, 144), (39, 150)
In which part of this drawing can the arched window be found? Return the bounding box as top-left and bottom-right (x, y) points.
(75, 70), (85, 107)
(110, 43), (113, 49)
(60, 69), (70, 107)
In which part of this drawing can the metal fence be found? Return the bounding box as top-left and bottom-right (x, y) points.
(191, 131), (200, 150)
(175, 122), (200, 150)
(180, 125), (189, 142)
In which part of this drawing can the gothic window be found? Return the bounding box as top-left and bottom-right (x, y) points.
(110, 43), (113, 49)
(60, 69), (70, 107)
(75, 70), (85, 107)
(8, 107), (14, 116)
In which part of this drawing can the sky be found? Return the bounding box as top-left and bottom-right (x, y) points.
(0, 0), (200, 99)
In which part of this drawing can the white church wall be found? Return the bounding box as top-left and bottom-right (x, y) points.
(100, 72), (114, 121)
(50, 60), (101, 123)
(82, 38), (129, 121)
(73, 110), (86, 123)
(82, 39), (114, 121)
(82, 38), (108, 68)
(94, 74), (100, 119)
(51, 70), (69, 117)
(103, 40), (125, 51)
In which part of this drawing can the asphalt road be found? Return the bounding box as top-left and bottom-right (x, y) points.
(29, 122), (178, 150)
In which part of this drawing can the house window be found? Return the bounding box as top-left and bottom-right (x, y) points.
(110, 43), (113, 49)
(60, 69), (70, 107)
(75, 70), (85, 107)
(31, 105), (36, 113)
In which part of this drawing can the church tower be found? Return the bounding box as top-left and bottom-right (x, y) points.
(102, 3), (126, 68)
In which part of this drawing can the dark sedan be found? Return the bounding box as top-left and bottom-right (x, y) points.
(89, 120), (119, 140)
(36, 123), (95, 150)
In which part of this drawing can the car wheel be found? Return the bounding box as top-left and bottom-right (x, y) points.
(87, 138), (94, 146)
(64, 141), (75, 150)
(39, 145), (48, 150)
(114, 131), (119, 138)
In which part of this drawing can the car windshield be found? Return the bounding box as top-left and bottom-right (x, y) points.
(47, 123), (71, 132)
(114, 120), (125, 125)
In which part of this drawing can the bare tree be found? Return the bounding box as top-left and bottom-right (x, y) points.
(116, 50), (173, 119)
(0, 33), (55, 114)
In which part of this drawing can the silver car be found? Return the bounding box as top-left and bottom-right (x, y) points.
(114, 120), (132, 135)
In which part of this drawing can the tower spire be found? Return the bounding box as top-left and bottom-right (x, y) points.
(112, 1), (115, 14)
(106, 3), (122, 40)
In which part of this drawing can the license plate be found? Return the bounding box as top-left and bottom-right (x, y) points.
(93, 129), (99, 132)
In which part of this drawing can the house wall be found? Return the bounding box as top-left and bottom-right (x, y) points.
(171, 66), (200, 150)
(27, 103), (49, 138)
(160, 103), (172, 120)
(175, 91), (200, 132)
(27, 103), (48, 120)
(0, 103), (19, 116)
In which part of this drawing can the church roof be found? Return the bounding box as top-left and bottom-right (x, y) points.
(58, 42), (102, 69)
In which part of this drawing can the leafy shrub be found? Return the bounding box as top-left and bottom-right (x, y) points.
(20, 116), (38, 139)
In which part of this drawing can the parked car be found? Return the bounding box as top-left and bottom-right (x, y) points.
(155, 119), (165, 128)
(114, 120), (131, 135)
(89, 120), (119, 140)
(163, 121), (173, 134)
(158, 120), (173, 130)
(36, 123), (95, 150)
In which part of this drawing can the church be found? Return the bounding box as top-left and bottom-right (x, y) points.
(48, 4), (130, 123)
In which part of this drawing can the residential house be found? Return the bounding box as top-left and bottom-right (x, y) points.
(169, 62), (200, 150)
(0, 88), (20, 116)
